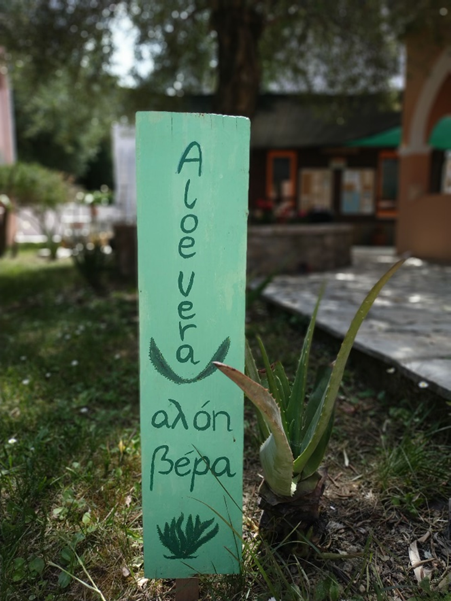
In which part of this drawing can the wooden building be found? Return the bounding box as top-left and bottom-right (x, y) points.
(248, 94), (401, 245)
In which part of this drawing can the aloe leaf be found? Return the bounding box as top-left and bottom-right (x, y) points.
(290, 364), (332, 476)
(300, 409), (335, 479)
(256, 338), (280, 404)
(245, 339), (270, 441)
(286, 284), (325, 456)
(257, 337), (289, 435)
(301, 365), (333, 440)
(246, 272), (274, 308)
(245, 338), (261, 384)
(259, 435), (296, 497)
(274, 362), (291, 410)
(214, 362), (295, 496)
(293, 259), (404, 473)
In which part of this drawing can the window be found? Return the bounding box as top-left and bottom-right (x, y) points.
(341, 169), (375, 215)
(299, 169), (333, 212)
(266, 151), (297, 206)
(377, 151), (398, 217)
(442, 151), (451, 193)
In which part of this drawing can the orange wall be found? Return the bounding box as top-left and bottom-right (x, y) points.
(396, 31), (451, 262)
(396, 193), (451, 261)
(401, 33), (445, 146)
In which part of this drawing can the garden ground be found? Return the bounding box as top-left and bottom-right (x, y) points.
(0, 249), (450, 601)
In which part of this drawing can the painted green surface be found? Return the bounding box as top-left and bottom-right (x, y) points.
(347, 126), (401, 148)
(429, 116), (451, 150)
(347, 119), (451, 150)
(136, 112), (250, 578)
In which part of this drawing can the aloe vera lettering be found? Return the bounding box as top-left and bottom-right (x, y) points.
(150, 445), (236, 492)
(176, 142), (202, 366)
(151, 399), (232, 432)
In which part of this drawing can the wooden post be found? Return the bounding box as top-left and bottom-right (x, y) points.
(175, 577), (199, 601)
(136, 112), (250, 579)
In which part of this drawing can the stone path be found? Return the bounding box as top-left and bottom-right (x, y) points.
(261, 247), (451, 400)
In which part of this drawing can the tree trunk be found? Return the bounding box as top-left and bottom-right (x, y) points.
(210, 2), (264, 119)
(258, 468), (328, 555)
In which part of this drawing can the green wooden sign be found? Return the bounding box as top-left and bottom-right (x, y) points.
(136, 112), (250, 579)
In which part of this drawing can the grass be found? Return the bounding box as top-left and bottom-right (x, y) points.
(1, 250), (450, 600)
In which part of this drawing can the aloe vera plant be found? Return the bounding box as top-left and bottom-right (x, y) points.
(157, 513), (219, 559)
(215, 260), (404, 547)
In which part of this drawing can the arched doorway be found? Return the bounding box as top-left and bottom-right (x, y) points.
(396, 43), (451, 261)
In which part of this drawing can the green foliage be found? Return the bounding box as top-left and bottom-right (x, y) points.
(0, 251), (448, 600)
(216, 260), (405, 497)
(1, 1), (121, 178)
(0, 250), (140, 598)
(131, 1), (399, 94)
(127, 1), (451, 115)
(377, 407), (451, 515)
(71, 241), (113, 295)
(0, 0), (117, 84)
(0, 162), (71, 209)
(3, 0), (451, 127)
(12, 67), (120, 178)
(157, 513), (219, 559)
(81, 187), (114, 207)
(246, 273), (275, 310)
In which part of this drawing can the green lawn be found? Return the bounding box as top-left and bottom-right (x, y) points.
(1, 250), (450, 601)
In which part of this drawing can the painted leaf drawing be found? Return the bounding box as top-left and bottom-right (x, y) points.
(149, 337), (230, 384)
(157, 513), (219, 559)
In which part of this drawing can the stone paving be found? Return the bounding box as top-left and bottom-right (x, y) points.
(261, 247), (451, 400)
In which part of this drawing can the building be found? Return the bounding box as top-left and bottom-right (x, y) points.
(248, 94), (401, 245)
(396, 30), (451, 262)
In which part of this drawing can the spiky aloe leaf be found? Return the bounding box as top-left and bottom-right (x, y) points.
(301, 408), (335, 479)
(246, 272), (274, 309)
(286, 285), (324, 456)
(292, 259), (405, 474)
(256, 337), (289, 435)
(274, 362), (291, 408)
(245, 339), (270, 440)
(245, 338), (261, 385)
(290, 365), (333, 477)
(214, 362), (295, 497)
(301, 365), (333, 439)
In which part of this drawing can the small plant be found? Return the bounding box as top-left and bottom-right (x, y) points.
(378, 431), (450, 515)
(157, 513), (219, 559)
(0, 161), (73, 258)
(72, 240), (112, 295)
(215, 260), (404, 548)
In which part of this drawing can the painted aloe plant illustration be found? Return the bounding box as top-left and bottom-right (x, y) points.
(149, 337), (230, 384)
(157, 513), (219, 559)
